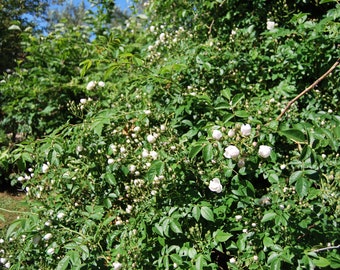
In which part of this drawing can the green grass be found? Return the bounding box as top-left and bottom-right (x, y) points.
(0, 192), (28, 229)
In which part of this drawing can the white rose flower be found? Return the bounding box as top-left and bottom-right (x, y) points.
(86, 81), (96, 90)
(159, 33), (166, 42)
(150, 26), (155, 32)
(57, 212), (65, 219)
(147, 134), (156, 143)
(98, 81), (105, 87)
(4, 261), (10, 268)
(126, 205), (133, 214)
(212, 130), (223, 140)
(129, 165), (136, 173)
(45, 220), (52, 227)
(108, 158), (114, 165)
(149, 150), (158, 160)
(228, 129), (235, 137)
(266, 20), (275, 30)
(240, 124), (251, 136)
(258, 145), (272, 158)
(229, 257), (236, 264)
(142, 149), (149, 158)
(43, 233), (53, 241)
(0, 258), (7, 264)
(112, 262), (123, 270)
(80, 98), (87, 104)
(235, 215), (242, 221)
(46, 248), (55, 255)
(209, 178), (223, 193)
(224, 145), (240, 159)
(42, 163), (49, 173)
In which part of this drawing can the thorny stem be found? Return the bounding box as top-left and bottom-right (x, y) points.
(277, 58), (340, 121)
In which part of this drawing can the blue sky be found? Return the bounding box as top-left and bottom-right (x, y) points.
(73, 0), (131, 11)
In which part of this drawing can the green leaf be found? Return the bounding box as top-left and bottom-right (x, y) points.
(56, 255), (70, 270)
(170, 254), (182, 265)
(202, 143), (213, 162)
(263, 236), (274, 247)
(192, 205), (200, 222)
(289, 171), (303, 184)
(170, 219), (183, 234)
(147, 160), (165, 181)
(189, 143), (204, 159)
(103, 198), (112, 209)
(231, 94), (244, 108)
(261, 212), (277, 223)
(214, 230), (232, 243)
(201, 206), (214, 222)
(221, 88), (231, 100)
(313, 257), (330, 267)
(295, 177), (309, 198)
(279, 129), (306, 143)
(234, 110), (249, 118)
(188, 247), (197, 259)
(195, 254), (206, 270)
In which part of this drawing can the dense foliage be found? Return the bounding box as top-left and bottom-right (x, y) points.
(0, 0), (339, 269)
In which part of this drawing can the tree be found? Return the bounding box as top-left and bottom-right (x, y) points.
(0, 0), (52, 73)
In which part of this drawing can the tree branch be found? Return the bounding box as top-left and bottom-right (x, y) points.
(313, 245), (340, 253)
(276, 58), (340, 121)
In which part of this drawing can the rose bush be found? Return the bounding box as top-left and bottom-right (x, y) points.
(0, 0), (339, 269)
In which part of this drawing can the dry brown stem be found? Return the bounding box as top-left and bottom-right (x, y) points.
(277, 58), (340, 121)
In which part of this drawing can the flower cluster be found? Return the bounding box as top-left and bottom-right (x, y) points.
(146, 25), (187, 62)
(208, 123), (273, 193)
(86, 80), (105, 91)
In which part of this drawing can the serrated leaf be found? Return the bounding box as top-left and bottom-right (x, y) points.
(189, 143), (204, 159)
(147, 160), (165, 180)
(231, 94), (244, 108)
(263, 236), (274, 247)
(295, 177), (309, 198)
(201, 206), (214, 222)
(170, 254), (183, 265)
(170, 219), (183, 234)
(313, 257), (330, 267)
(214, 230), (232, 242)
(192, 205), (200, 222)
(234, 110), (249, 118)
(221, 88), (231, 100)
(56, 255), (70, 270)
(153, 223), (163, 236)
(261, 212), (277, 223)
(289, 171), (303, 184)
(103, 197), (112, 209)
(279, 129), (306, 143)
(195, 254), (205, 270)
(203, 143), (213, 162)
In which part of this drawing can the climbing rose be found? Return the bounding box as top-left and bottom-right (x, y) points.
(212, 130), (223, 140)
(98, 81), (105, 87)
(224, 145), (240, 159)
(112, 262), (122, 270)
(266, 21), (275, 30)
(209, 178), (223, 193)
(240, 124), (251, 136)
(86, 81), (96, 90)
(258, 145), (272, 158)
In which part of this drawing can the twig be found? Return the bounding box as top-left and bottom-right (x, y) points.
(313, 245), (340, 253)
(0, 207), (37, 215)
(276, 58), (340, 121)
(208, 19), (215, 35)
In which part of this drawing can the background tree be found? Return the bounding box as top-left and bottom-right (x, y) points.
(0, 0), (53, 73)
